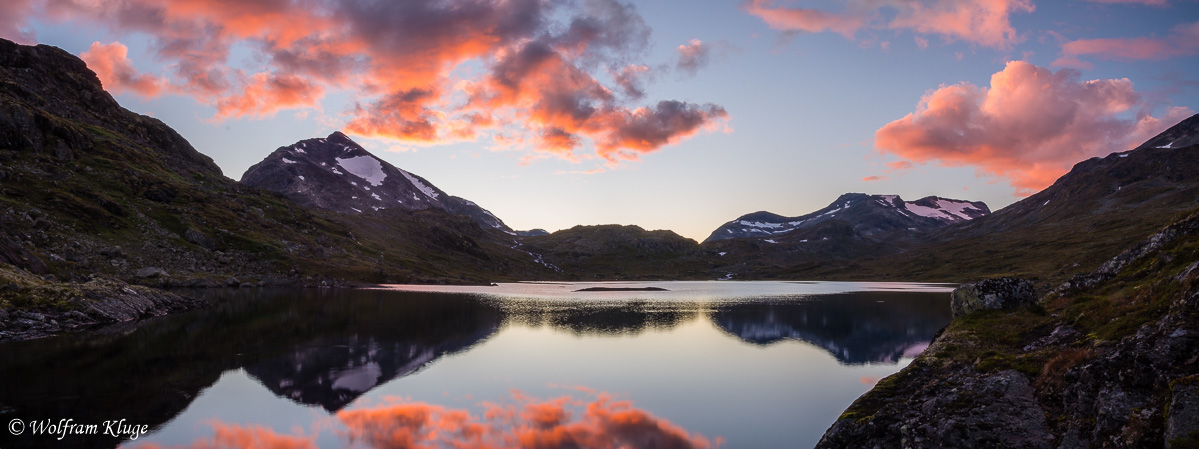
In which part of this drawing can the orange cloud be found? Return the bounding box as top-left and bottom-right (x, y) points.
(31, 0), (726, 162)
(743, 0), (1033, 50)
(875, 61), (1193, 194)
(139, 392), (719, 449)
(136, 388), (714, 448)
(1055, 21), (1199, 66)
(862, 175), (886, 182)
(214, 72), (324, 119)
(135, 422), (316, 449)
(79, 41), (169, 97)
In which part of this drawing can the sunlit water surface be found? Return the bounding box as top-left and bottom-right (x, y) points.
(0, 281), (954, 448)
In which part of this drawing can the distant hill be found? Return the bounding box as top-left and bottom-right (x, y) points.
(523, 225), (713, 280)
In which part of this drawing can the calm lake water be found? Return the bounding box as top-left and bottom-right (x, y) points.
(0, 281), (953, 449)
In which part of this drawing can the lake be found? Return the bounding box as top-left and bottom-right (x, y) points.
(0, 281), (953, 448)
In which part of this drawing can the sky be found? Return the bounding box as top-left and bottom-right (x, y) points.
(3, 0), (1198, 242)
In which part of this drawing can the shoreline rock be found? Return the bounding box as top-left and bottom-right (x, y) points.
(0, 274), (207, 342)
(950, 276), (1037, 318)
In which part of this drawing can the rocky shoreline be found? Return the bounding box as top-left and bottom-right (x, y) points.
(0, 268), (206, 342)
(817, 212), (1199, 448)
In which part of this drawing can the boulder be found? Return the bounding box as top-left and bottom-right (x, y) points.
(951, 277), (1037, 318)
(184, 228), (216, 250)
(1167, 378), (1199, 447)
(134, 266), (168, 278)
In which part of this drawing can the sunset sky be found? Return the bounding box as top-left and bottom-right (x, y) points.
(3, 0), (1197, 241)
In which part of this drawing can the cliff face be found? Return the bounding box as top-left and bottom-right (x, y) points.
(817, 210), (1199, 448)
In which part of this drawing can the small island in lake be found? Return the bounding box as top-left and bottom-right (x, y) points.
(573, 287), (670, 292)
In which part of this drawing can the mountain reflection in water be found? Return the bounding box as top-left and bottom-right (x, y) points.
(0, 282), (951, 448)
(711, 291), (950, 364)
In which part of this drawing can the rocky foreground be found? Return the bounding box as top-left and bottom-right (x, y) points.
(0, 265), (206, 342)
(817, 210), (1199, 448)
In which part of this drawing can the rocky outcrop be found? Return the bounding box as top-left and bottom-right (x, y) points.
(950, 277), (1037, 318)
(1056, 213), (1199, 295)
(0, 269), (206, 342)
(820, 369), (1053, 449)
(818, 210), (1199, 448)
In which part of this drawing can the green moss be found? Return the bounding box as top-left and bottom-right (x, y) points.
(1170, 431), (1199, 449)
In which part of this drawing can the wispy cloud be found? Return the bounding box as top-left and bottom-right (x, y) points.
(1054, 21), (1199, 68)
(743, 0), (1034, 50)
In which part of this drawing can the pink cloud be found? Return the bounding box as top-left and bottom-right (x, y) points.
(1055, 21), (1199, 65)
(79, 41), (169, 97)
(743, 0), (1034, 50)
(25, 0), (727, 163)
(742, 0), (865, 38)
(0, 0), (36, 44)
(676, 39), (710, 75)
(862, 175), (887, 182)
(213, 72), (324, 119)
(875, 61), (1193, 194)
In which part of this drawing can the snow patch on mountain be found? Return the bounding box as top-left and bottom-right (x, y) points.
(336, 155), (387, 186)
(740, 220), (784, 228)
(399, 169), (439, 199)
(903, 199), (983, 222)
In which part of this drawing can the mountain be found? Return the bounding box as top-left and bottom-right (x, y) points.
(811, 115), (1199, 284)
(704, 193), (989, 243)
(0, 38), (555, 296)
(241, 132), (511, 232)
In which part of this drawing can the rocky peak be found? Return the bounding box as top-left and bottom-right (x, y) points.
(240, 132), (511, 232)
(703, 193), (990, 243)
(0, 38), (221, 177)
(1133, 113), (1199, 151)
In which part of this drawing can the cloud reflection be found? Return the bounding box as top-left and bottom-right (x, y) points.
(133, 391), (720, 449)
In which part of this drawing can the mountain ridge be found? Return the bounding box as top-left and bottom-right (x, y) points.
(703, 193), (990, 244)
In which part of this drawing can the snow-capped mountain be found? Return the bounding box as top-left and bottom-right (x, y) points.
(703, 193), (990, 243)
(241, 131), (511, 232)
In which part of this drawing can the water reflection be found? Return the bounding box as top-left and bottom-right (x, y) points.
(135, 391), (719, 449)
(710, 291), (951, 364)
(499, 300), (701, 336)
(0, 284), (951, 449)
